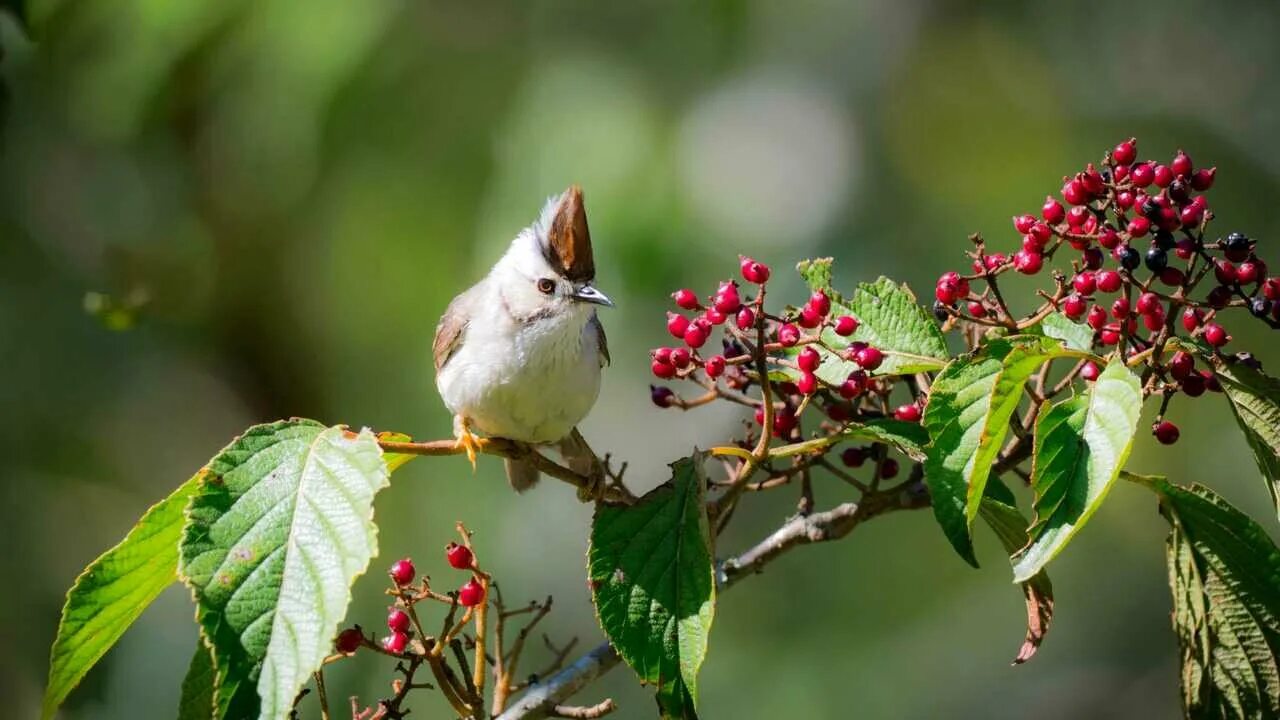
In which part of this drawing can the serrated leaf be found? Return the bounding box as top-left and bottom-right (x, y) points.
(589, 453), (714, 719)
(1034, 312), (1095, 352)
(42, 472), (202, 720)
(178, 641), (216, 720)
(799, 267), (949, 377)
(1011, 360), (1142, 582)
(1149, 479), (1280, 719)
(777, 418), (929, 463)
(179, 420), (390, 720)
(922, 336), (1082, 566)
(1211, 361), (1280, 522)
(978, 482), (1054, 665)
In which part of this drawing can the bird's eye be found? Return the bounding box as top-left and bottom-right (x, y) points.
(537, 278), (556, 294)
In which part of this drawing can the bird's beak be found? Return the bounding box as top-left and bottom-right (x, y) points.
(573, 285), (614, 307)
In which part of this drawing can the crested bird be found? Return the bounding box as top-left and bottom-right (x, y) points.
(433, 185), (612, 491)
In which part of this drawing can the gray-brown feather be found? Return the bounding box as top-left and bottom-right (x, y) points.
(433, 284), (480, 373)
(589, 314), (609, 367)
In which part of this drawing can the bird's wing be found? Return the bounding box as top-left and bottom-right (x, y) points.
(590, 314), (609, 367)
(433, 291), (473, 373)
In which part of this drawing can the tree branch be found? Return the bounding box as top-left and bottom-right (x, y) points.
(494, 485), (927, 719)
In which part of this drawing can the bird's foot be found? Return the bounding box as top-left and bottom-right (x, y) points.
(453, 417), (481, 471)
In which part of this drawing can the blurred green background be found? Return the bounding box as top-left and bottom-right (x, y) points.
(4, 1), (1280, 717)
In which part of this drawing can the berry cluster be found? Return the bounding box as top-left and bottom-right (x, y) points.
(932, 139), (1275, 445)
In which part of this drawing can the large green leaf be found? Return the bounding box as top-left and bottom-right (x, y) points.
(777, 418), (930, 462)
(179, 420), (390, 720)
(1147, 478), (1280, 719)
(178, 642), (216, 720)
(922, 337), (1081, 566)
(1212, 361), (1280, 521)
(978, 482), (1054, 665)
(1033, 312), (1095, 352)
(589, 453), (715, 719)
(1011, 360), (1142, 581)
(42, 472), (202, 720)
(797, 261), (949, 376)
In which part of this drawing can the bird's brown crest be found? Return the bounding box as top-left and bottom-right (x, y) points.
(545, 185), (595, 281)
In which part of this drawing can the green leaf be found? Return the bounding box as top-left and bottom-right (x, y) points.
(775, 418), (930, 463)
(179, 420), (391, 720)
(799, 266), (949, 377)
(978, 483), (1055, 665)
(923, 337), (1082, 566)
(1011, 360), (1142, 582)
(1211, 360), (1280, 522)
(1033, 312), (1095, 352)
(42, 473), (202, 720)
(1148, 479), (1280, 719)
(178, 642), (217, 720)
(589, 453), (715, 719)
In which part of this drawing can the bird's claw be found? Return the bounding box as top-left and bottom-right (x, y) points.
(453, 418), (481, 472)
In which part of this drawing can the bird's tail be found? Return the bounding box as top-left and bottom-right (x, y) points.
(505, 428), (599, 493)
(504, 458), (541, 493)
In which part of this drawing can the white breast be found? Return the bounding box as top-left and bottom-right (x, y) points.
(437, 302), (602, 444)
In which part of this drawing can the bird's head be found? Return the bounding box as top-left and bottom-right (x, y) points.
(494, 185), (613, 317)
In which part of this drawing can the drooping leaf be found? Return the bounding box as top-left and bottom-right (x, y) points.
(1211, 360), (1280, 521)
(178, 641), (217, 720)
(1011, 360), (1142, 582)
(798, 263), (950, 377)
(978, 480), (1054, 665)
(1033, 312), (1095, 352)
(375, 430), (418, 473)
(1147, 478), (1280, 719)
(179, 420), (391, 720)
(42, 473), (202, 720)
(777, 418), (930, 463)
(589, 453), (715, 719)
(922, 336), (1083, 566)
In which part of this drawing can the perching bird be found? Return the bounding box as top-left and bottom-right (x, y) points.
(433, 186), (612, 491)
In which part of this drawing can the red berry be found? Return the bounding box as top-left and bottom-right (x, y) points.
(1131, 162), (1155, 187)
(1153, 420), (1180, 445)
(650, 385), (675, 407)
(1116, 190), (1136, 210)
(1063, 294), (1088, 319)
(651, 359), (676, 379)
(389, 558), (415, 586)
(670, 347), (691, 368)
(1191, 167), (1216, 191)
(740, 257), (771, 284)
(458, 577), (485, 607)
(1169, 351), (1195, 380)
(1263, 277), (1280, 301)
(704, 308), (727, 325)
(1013, 214), (1036, 234)
(1014, 249), (1043, 275)
(1127, 217), (1151, 237)
(797, 347), (822, 372)
(834, 315), (858, 336)
(1082, 164), (1106, 196)
(1136, 292), (1161, 315)
(841, 447), (868, 468)
(1098, 226), (1121, 250)
(1067, 205), (1090, 228)
(704, 355), (726, 378)
(1207, 285), (1232, 309)
(1096, 270), (1122, 293)
(1204, 370), (1223, 393)
(772, 407), (797, 435)
(1113, 138), (1137, 166)
(1073, 272), (1097, 295)
(1153, 164), (1174, 188)
(1113, 164), (1130, 182)
(713, 282), (742, 314)
(809, 290), (832, 316)
(683, 324), (708, 349)
(335, 628), (363, 654)
(672, 289), (699, 310)
(827, 403), (851, 422)
(1086, 304), (1108, 330)
(1080, 361), (1101, 382)
(1029, 223), (1052, 245)
(854, 346), (884, 371)
(1181, 373), (1206, 397)
(1111, 298), (1130, 319)
(382, 631), (410, 655)
(1180, 204), (1203, 228)
(1042, 196), (1065, 224)
(879, 458), (900, 479)
(1099, 325), (1121, 345)
(935, 272), (967, 304)
(839, 370), (868, 399)
(1214, 260), (1237, 285)
(1171, 150), (1193, 178)
(1175, 237), (1196, 260)
(798, 304), (822, 328)
(1062, 178), (1088, 206)
(967, 300), (987, 317)
(736, 307), (756, 330)
(1203, 322), (1230, 348)
(387, 608), (411, 633)
(797, 371), (818, 395)
(894, 403), (922, 423)
(446, 543), (474, 570)
(777, 323), (801, 347)
(1159, 266), (1186, 287)
(984, 252), (1008, 270)
(1181, 308), (1204, 332)
(666, 312), (690, 339)
(1237, 261), (1261, 286)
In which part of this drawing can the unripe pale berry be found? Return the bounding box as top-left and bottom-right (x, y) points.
(389, 558), (416, 586)
(777, 323), (800, 347)
(833, 315), (858, 336)
(458, 578), (485, 607)
(382, 631), (410, 655)
(1153, 420), (1180, 445)
(387, 608), (411, 633)
(446, 543), (474, 570)
(335, 628), (363, 654)
(704, 355), (726, 378)
(673, 289), (699, 310)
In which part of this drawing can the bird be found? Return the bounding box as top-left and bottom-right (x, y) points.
(433, 185), (612, 492)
